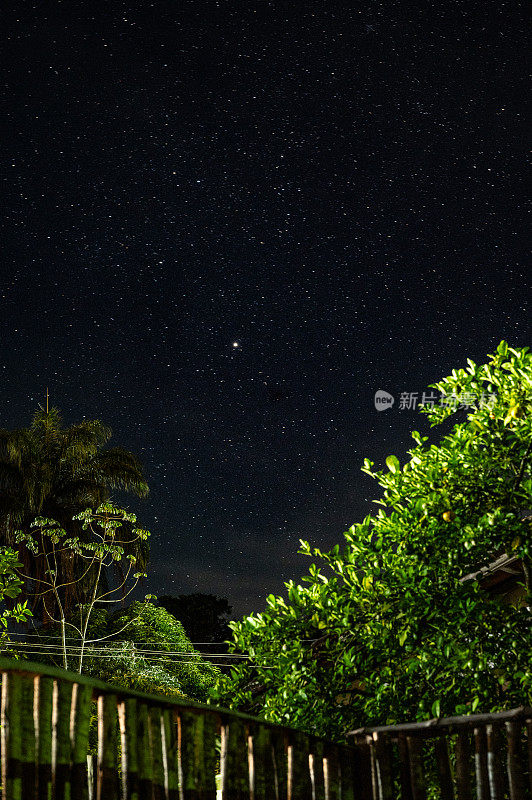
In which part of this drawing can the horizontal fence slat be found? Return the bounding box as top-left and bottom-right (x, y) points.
(348, 706), (532, 739)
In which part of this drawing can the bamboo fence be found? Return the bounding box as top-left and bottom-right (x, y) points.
(0, 656), (529, 799)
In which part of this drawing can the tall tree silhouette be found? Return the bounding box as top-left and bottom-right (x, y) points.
(0, 407), (149, 617)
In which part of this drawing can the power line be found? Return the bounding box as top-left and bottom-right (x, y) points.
(8, 641), (251, 659)
(3, 650), (244, 669)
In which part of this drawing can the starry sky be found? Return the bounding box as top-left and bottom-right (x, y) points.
(1, 1), (529, 616)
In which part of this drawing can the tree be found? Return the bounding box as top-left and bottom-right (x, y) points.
(212, 342), (532, 740)
(14, 504), (153, 672)
(84, 602), (220, 701)
(157, 594), (232, 647)
(0, 407), (149, 615)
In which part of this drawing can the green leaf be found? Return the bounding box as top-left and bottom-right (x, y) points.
(385, 455), (400, 474)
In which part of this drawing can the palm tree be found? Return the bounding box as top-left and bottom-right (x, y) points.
(0, 407), (149, 618)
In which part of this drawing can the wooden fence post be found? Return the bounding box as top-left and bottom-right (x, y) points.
(36, 676), (54, 800)
(71, 683), (93, 800)
(97, 693), (119, 800)
(455, 731), (473, 800)
(486, 723), (505, 800)
(324, 743), (341, 800)
(161, 708), (179, 800)
(309, 739), (325, 800)
(179, 710), (218, 800)
(433, 736), (454, 800)
(149, 707), (165, 800)
(526, 717), (532, 798)
(271, 729), (288, 800)
(20, 675), (37, 800)
(137, 702), (154, 800)
(406, 737), (426, 800)
(372, 732), (394, 800)
(119, 698), (139, 800)
(220, 718), (250, 800)
(474, 726), (491, 800)
(397, 735), (413, 800)
(2, 672), (22, 800)
(506, 721), (525, 800)
(54, 680), (74, 800)
(251, 724), (279, 800)
(338, 745), (355, 800)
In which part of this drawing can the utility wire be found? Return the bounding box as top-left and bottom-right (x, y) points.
(8, 641), (251, 658)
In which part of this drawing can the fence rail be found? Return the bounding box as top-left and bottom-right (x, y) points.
(348, 706), (532, 800)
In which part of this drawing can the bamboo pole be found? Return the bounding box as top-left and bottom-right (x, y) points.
(149, 707), (165, 800)
(36, 676), (54, 800)
(486, 723), (505, 800)
(220, 718), (250, 800)
(433, 737), (454, 800)
(287, 731), (313, 800)
(97, 693), (119, 800)
(506, 721), (525, 800)
(325, 743), (341, 800)
(349, 741), (373, 800)
(161, 708), (179, 800)
(372, 732), (394, 800)
(526, 718), (532, 798)
(454, 731), (473, 800)
(19, 674), (37, 800)
(309, 739), (325, 800)
(2, 672), (22, 800)
(178, 710), (218, 799)
(397, 735), (413, 800)
(406, 737), (426, 800)
(137, 702), (154, 800)
(270, 729), (288, 800)
(119, 698), (139, 800)
(71, 683), (93, 800)
(474, 727), (490, 800)
(251, 724), (278, 800)
(54, 679), (74, 800)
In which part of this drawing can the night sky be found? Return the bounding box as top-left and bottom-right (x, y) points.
(1, 1), (529, 616)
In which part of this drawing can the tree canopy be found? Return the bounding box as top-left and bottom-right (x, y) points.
(0, 408), (149, 616)
(212, 342), (532, 740)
